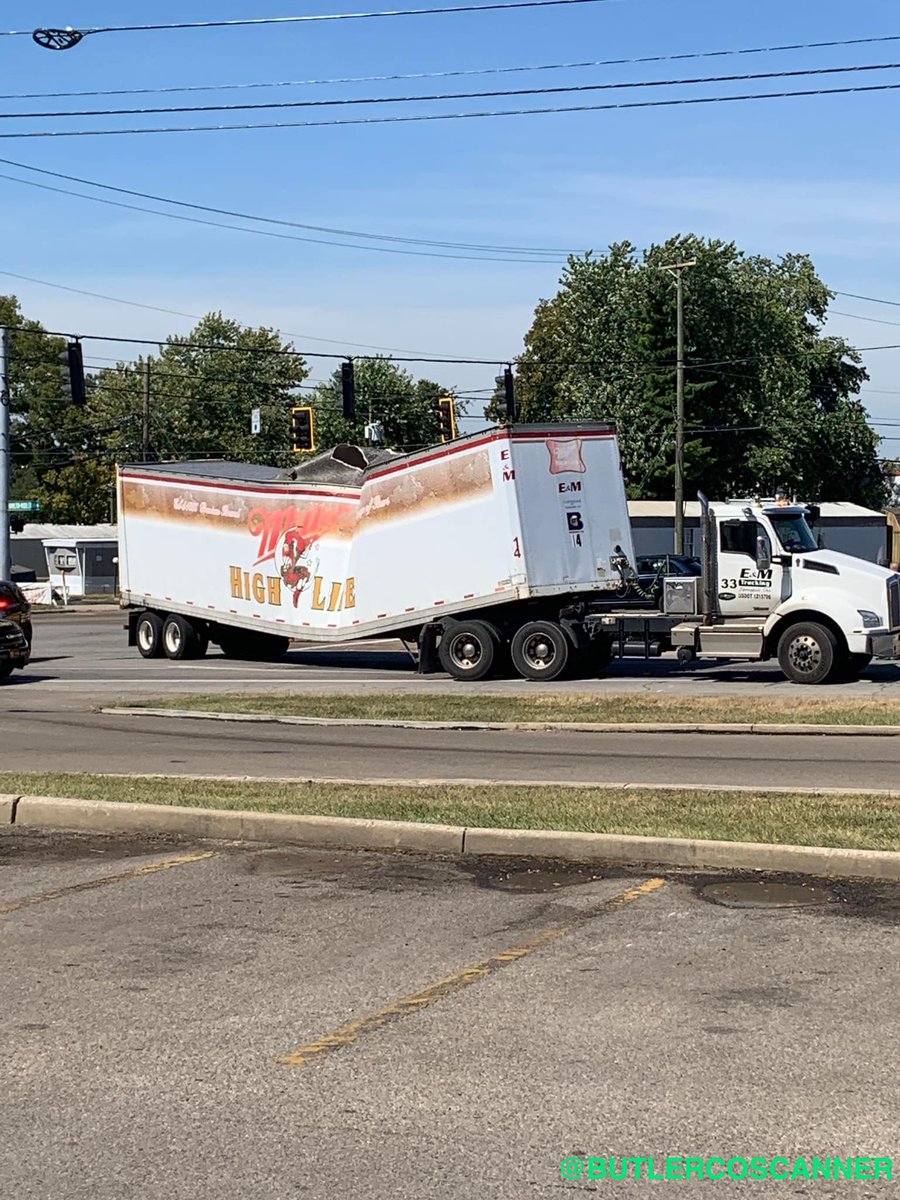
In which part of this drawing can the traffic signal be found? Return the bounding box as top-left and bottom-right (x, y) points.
(291, 406), (315, 452)
(341, 360), (356, 421)
(60, 340), (86, 407)
(437, 396), (457, 443)
(495, 367), (516, 423)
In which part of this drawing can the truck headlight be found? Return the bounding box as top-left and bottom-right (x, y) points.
(858, 610), (882, 628)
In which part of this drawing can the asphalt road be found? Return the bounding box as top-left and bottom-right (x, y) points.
(2, 828), (897, 1200)
(1, 611), (899, 790)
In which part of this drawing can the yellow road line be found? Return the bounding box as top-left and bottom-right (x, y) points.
(278, 875), (665, 1068)
(0, 849), (217, 915)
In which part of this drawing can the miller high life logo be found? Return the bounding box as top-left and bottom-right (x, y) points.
(230, 501), (356, 613)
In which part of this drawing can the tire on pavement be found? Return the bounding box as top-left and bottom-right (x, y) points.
(136, 611), (164, 659)
(162, 614), (205, 661)
(776, 620), (838, 685)
(438, 618), (500, 681)
(510, 619), (571, 682)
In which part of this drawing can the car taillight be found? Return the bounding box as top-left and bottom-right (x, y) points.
(0, 598), (11, 609)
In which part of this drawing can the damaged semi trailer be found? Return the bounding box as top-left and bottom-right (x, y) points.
(118, 423), (900, 684)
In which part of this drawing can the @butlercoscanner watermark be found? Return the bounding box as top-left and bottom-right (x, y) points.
(558, 1155), (893, 1183)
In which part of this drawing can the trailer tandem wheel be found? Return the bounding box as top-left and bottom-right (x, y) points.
(135, 611), (164, 659)
(510, 619), (570, 682)
(438, 619), (501, 681)
(162, 614), (207, 660)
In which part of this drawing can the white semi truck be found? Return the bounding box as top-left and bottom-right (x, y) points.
(118, 422), (900, 684)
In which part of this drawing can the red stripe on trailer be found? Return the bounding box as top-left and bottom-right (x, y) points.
(377, 612), (388, 618)
(464, 593), (475, 598)
(433, 600), (445, 605)
(118, 471), (359, 502)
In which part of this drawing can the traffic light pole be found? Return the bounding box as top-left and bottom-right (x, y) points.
(0, 327), (10, 580)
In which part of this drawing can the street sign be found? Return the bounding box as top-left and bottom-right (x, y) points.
(251, 408), (261, 436)
(9, 500), (41, 513)
(52, 549), (77, 573)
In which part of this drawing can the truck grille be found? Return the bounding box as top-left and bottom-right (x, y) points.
(889, 577), (900, 630)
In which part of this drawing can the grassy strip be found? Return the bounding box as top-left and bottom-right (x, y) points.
(3, 773), (900, 851)
(115, 691), (900, 727)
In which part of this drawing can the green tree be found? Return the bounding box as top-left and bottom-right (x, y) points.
(516, 237), (884, 507)
(310, 357), (458, 451)
(89, 313), (310, 469)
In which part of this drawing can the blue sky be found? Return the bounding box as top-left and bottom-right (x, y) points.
(3, 0), (900, 441)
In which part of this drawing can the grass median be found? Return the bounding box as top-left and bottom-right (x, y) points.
(2, 773), (900, 851)
(114, 691), (900, 727)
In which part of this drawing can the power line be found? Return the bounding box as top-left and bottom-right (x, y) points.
(835, 290), (900, 309)
(0, 158), (565, 256)
(0, 171), (558, 263)
(3, 80), (900, 137)
(6, 33), (900, 99)
(17, 0), (629, 45)
(830, 309), (900, 328)
(6, 60), (900, 119)
(0, 274), (480, 359)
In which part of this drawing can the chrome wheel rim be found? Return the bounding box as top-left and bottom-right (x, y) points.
(449, 632), (483, 671)
(787, 634), (822, 676)
(164, 623), (182, 655)
(522, 633), (557, 671)
(137, 621), (155, 653)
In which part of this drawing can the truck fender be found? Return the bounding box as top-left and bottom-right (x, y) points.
(763, 591), (867, 658)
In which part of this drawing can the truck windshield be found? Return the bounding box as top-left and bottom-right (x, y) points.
(770, 514), (818, 553)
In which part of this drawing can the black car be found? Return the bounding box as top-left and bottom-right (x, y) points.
(0, 618), (30, 681)
(0, 578), (32, 645)
(616, 555), (702, 605)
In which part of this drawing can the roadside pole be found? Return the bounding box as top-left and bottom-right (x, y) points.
(142, 358), (151, 462)
(0, 326), (10, 580)
(660, 259), (696, 556)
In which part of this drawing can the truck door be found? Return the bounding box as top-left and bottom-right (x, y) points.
(716, 518), (781, 618)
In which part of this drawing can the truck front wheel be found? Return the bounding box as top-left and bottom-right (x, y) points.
(511, 620), (570, 682)
(776, 621), (837, 685)
(438, 619), (499, 681)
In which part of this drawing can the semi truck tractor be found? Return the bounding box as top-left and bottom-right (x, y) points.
(117, 423), (900, 684)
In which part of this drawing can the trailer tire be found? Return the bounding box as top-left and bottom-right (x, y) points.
(438, 619), (499, 681)
(776, 621), (837, 685)
(162, 614), (205, 660)
(511, 619), (570, 681)
(136, 611), (164, 659)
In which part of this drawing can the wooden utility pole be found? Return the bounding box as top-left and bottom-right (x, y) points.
(660, 259), (696, 554)
(142, 359), (151, 462)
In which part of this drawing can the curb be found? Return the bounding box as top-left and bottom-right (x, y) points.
(7, 793), (900, 882)
(103, 706), (900, 738)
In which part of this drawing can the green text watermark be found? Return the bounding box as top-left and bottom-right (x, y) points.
(558, 1156), (892, 1183)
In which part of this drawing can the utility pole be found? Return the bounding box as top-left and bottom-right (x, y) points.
(142, 358), (151, 463)
(0, 327), (9, 580)
(660, 259), (696, 555)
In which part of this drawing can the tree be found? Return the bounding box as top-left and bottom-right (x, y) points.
(515, 237), (885, 508)
(1, 295), (69, 504)
(309, 357), (458, 451)
(89, 313), (310, 469)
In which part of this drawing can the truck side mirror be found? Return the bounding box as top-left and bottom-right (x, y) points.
(756, 536), (771, 572)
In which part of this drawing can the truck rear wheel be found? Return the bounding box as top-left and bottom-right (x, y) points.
(162, 614), (207, 660)
(776, 621), (837, 685)
(136, 611), (164, 659)
(511, 620), (570, 682)
(438, 619), (499, 681)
